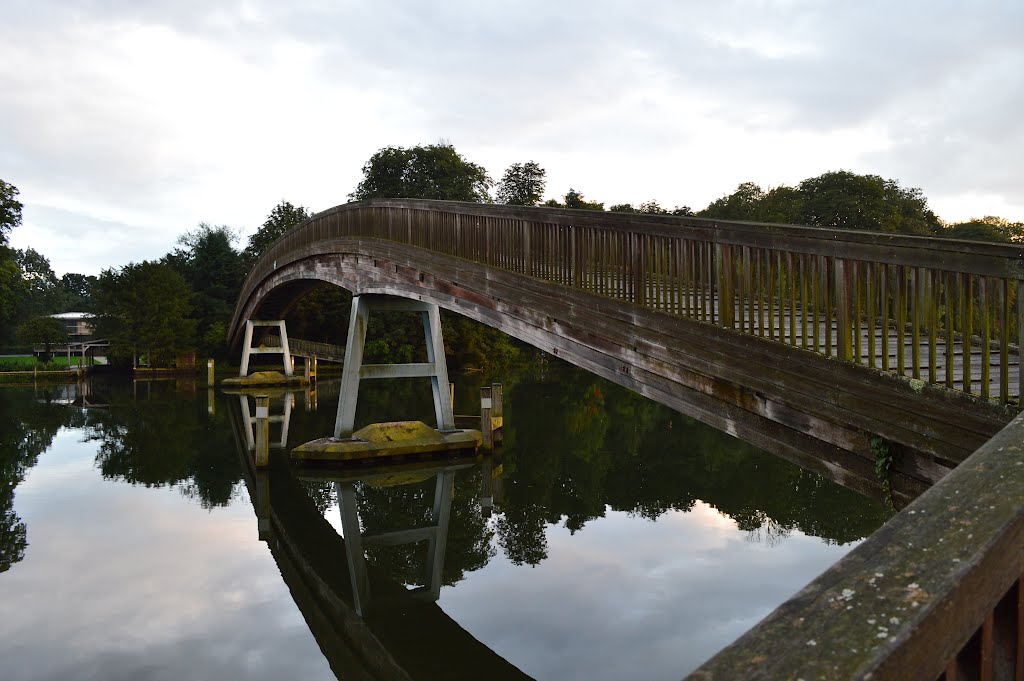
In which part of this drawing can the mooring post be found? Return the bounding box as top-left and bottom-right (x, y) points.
(254, 469), (271, 541)
(491, 382), (504, 445)
(207, 358), (214, 386)
(254, 395), (270, 467)
(481, 386), (493, 449)
(480, 456), (494, 517)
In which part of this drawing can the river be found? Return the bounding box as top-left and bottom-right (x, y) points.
(0, 359), (891, 680)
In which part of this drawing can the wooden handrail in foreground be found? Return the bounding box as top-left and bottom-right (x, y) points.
(232, 200), (1024, 403)
(687, 411), (1024, 680)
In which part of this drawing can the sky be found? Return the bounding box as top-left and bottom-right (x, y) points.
(2, 0), (1022, 276)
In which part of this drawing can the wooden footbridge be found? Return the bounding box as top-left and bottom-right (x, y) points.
(228, 200), (1024, 680)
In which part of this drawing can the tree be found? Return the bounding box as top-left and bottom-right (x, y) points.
(350, 143), (492, 203)
(797, 171), (939, 235)
(562, 188), (604, 211)
(700, 181), (768, 221)
(0, 248), (23, 341)
(0, 179), (22, 245)
(943, 216), (1024, 243)
(59, 273), (97, 311)
(93, 261), (196, 367)
(15, 247), (63, 316)
(244, 201), (313, 263)
(610, 201), (693, 216)
(166, 224), (247, 357)
(17, 316), (67, 359)
(495, 161), (547, 206)
(0, 181), (26, 341)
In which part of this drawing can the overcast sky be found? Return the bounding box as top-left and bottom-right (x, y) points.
(2, 1), (1022, 276)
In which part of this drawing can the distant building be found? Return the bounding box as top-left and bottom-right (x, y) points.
(51, 312), (96, 343)
(37, 312), (107, 362)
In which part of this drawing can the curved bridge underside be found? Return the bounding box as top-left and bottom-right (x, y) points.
(230, 203), (1016, 501)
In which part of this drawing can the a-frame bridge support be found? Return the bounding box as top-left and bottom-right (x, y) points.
(335, 295), (455, 438)
(292, 294), (480, 461)
(239, 319), (293, 377)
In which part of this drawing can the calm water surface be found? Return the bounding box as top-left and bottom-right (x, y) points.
(0, 361), (891, 680)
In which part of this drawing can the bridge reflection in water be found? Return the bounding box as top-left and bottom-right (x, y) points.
(226, 390), (532, 681)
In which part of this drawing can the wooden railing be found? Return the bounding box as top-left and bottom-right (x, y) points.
(262, 336), (346, 363)
(687, 411), (1024, 680)
(235, 200), (1024, 404)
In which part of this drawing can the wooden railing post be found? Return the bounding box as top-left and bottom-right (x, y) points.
(521, 220), (532, 276)
(631, 233), (646, 307)
(834, 258), (852, 361)
(716, 244), (734, 329)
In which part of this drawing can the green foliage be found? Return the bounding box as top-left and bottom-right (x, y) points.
(495, 161), (547, 206)
(798, 171), (938, 234)
(943, 216), (1024, 243)
(0, 179), (22, 244)
(494, 363), (892, 565)
(0, 390), (80, 572)
(563, 188), (604, 211)
(870, 436), (897, 509)
(86, 384), (240, 508)
(442, 312), (520, 373)
(93, 261), (196, 367)
(350, 143), (492, 203)
(244, 200), (313, 264)
(59, 273), (96, 311)
(14, 247), (63, 318)
(166, 224), (247, 358)
(16, 316), (67, 355)
(700, 182), (802, 223)
(611, 200), (694, 216)
(699, 171), (940, 235)
(0, 248), (23, 338)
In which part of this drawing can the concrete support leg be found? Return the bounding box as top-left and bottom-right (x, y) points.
(335, 296), (369, 438)
(333, 295), (456, 439)
(423, 304), (455, 431)
(336, 482), (370, 616)
(240, 321), (255, 376)
(239, 319), (293, 377)
(424, 470), (455, 601)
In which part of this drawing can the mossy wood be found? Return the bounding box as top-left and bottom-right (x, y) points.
(292, 421), (481, 462)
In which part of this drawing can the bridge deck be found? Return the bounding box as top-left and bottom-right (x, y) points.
(659, 287), (1020, 398)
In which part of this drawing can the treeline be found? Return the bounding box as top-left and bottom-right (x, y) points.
(2, 144), (1021, 363)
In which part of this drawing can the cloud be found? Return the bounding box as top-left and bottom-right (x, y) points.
(2, 0), (1023, 275)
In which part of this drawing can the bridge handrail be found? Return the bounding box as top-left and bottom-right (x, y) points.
(687, 410), (1024, 680)
(234, 200), (1024, 404)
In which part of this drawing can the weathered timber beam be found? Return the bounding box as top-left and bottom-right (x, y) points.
(687, 411), (1024, 681)
(359, 363), (437, 380)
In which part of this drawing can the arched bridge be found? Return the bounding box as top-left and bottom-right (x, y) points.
(230, 199), (1021, 493)
(228, 200), (1024, 680)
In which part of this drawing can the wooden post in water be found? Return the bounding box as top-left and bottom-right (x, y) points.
(207, 358), (215, 386)
(254, 395), (270, 468)
(491, 382), (504, 445)
(480, 386), (493, 449)
(254, 469), (271, 541)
